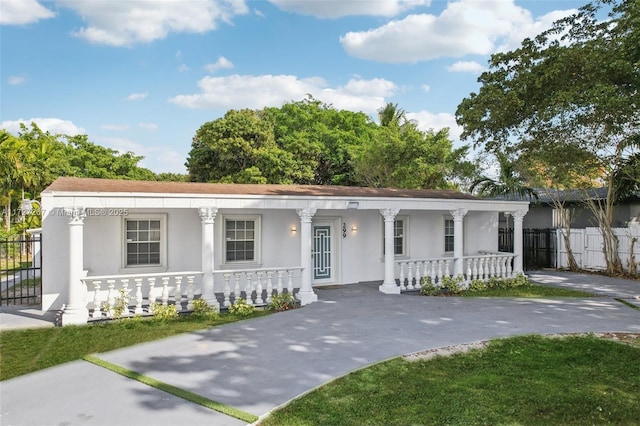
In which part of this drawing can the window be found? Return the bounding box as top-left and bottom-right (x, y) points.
(444, 218), (455, 252)
(125, 217), (164, 267)
(382, 217), (407, 256)
(224, 216), (260, 263)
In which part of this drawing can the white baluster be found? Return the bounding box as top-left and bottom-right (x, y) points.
(414, 261), (422, 290)
(287, 270), (295, 299)
(490, 257), (497, 278)
(186, 275), (195, 310)
(121, 279), (130, 316)
(478, 258), (485, 280)
(92, 281), (102, 318)
(507, 256), (514, 277)
(148, 277), (157, 313)
(161, 276), (170, 306)
(223, 273), (231, 307)
(466, 259), (472, 282)
(106, 279), (116, 318)
(174, 276), (183, 312)
(134, 278), (143, 314)
(245, 272), (254, 305)
(436, 260), (443, 285)
(407, 262), (414, 291)
(233, 272), (242, 303)
(266, 271), (274, 304)
(430, 261), (436, 285)
(255, 271), (264, 304)
(399, 262), (406, 289)
(276, 270), (284, 294)
(445, 259), (451, 279)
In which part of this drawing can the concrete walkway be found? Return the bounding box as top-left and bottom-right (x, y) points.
(1, 272), (639, 426)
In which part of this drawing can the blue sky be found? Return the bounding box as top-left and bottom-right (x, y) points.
(1, 0), (586, 174)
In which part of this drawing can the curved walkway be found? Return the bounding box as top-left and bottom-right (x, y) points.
(1, 273), (640, 425)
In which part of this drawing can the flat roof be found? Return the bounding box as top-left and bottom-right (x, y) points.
(44, 177), (478, 200)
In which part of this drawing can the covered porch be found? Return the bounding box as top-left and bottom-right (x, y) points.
(40, 177), (528, 325)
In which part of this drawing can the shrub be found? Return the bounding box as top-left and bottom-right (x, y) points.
(269, 292), (296, 311)
(152, 303), (178, 321)
(513, 273), (530, 287)
(229, 299), (255, 317)
(441, 275), (464, 294)
(191, 298), (219, 320)
(420, 276), (440, 296)
(468, 279), (488, 292)
(101, 288), (131, 319)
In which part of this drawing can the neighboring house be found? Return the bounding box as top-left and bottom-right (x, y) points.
(41, 177), (529, 325)
(496, 188), (640, 229)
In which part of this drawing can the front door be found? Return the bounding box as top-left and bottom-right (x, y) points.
(313, 223), (333, 282)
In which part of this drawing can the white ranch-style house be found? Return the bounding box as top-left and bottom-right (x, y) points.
(40, 177), (529, 325)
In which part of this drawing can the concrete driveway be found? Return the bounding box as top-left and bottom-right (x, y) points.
(1, 273), (639, 425)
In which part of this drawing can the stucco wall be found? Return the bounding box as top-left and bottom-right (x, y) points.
(41, 206), (501, 311)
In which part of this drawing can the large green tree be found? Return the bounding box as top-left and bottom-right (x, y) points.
(354, 103), (474, 189)
(186, 109), (300, 184)
(1, 123), (158, 233)
(263, 97), (376, 185)
(456, 0), (639, 274)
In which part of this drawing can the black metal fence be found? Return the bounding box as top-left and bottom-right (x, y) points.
(499, 228), (556, 271)
(1, 233), (42, 305)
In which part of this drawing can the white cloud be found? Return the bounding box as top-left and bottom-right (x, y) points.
(340, 0), (577, 63)
(204, 56), (234, 73)
(447, 61), (485, 73)
(0, 0), (55, 25)
(138, 123), (158, 131)
(178, 64), (189, 72)
(8, 76), (26, 85)
(169, 74), (397, 114)
(268, 0), (430, 19)
(126, 92), (148, 101)
(406, 111), (463, 141)
(422, 84), (430, 94)
(96, 136), (186, 173)
(58, 0), (249, 46)
(1, 118), (85, 136)
(101, 124), (130, 131)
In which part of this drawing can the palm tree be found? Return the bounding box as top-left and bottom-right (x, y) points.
(378, 103), (406, 128)
(470, 152), (538, 200)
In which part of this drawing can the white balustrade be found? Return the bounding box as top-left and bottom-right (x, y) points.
(214, 267), (303, 307)
(395, 253), (516, 291)
(81, 271), (203, 319)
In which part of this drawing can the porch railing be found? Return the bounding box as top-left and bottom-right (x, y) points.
(213, 267), (303, 307)
(81, 271), (203, 319)
(396, 253), (516, 291)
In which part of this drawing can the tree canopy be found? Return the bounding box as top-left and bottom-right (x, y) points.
(456, 0), (639, 274)
(1, 123), (171, 233)
(187, 98), (475, 190)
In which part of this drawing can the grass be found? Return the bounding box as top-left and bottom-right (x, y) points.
(260, 334), (640, 426)
(0, 310), (270, 381)
(462, 283), (597, 298)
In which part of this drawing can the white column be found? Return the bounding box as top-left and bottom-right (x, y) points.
(199, 207), (218, 309)
(379, 208), (400, 294)
(451, 208), (468, 277)
(62, 207), (88, 326)
(296, 208), (317, 305)
(511, 209), (527, 274)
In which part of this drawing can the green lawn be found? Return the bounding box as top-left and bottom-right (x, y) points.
(462, 283), (597, 298)
(260, 334), (640, 426)
(0, 311), (269, 381)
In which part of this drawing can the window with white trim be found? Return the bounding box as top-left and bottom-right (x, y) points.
(224, 216), (260, 263)
(444, 218), (455, 252)
(124, 215), (166, 268)
(382, 217), (407, 256)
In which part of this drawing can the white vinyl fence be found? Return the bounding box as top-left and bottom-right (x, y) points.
(557, 226), (640, 272)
